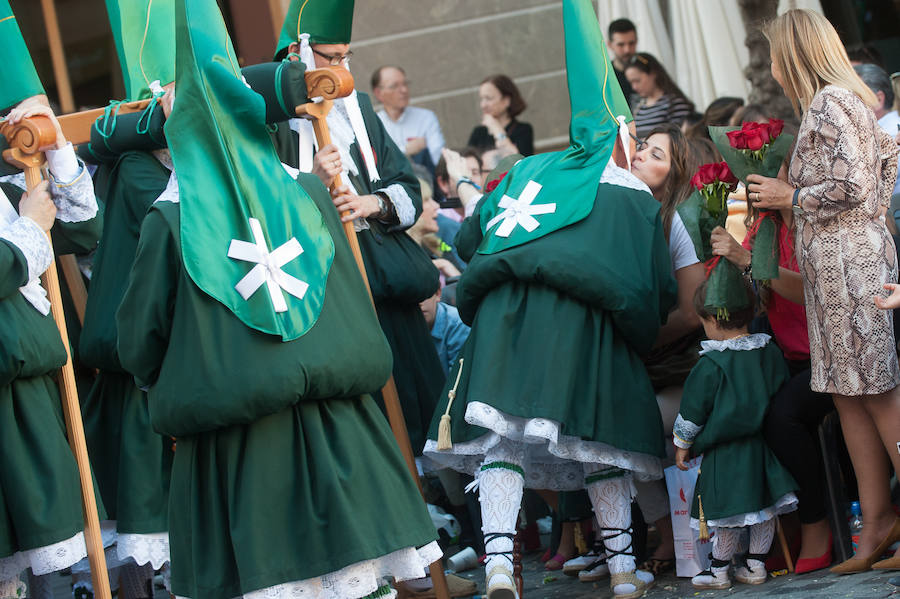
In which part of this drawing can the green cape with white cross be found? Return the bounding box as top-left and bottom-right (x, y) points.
(0, 0), (45, 112)
(477, 0), (632, 255)
(105, 0), (176, 100)
(166, 0), (334, 341)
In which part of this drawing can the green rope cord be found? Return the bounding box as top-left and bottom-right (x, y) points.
(95, 99), (127, 140)
(136, 92), (163, 135)
(480, 461), (524, 477)
(584, 468), (626, 486)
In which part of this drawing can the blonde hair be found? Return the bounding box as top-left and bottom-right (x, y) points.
(764, 9), (877, 114)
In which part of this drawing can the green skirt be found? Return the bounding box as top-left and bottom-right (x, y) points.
(424, 282), (665, 489)
(0, 375), (86, 573)
(372, 301), (444, 454)
(82, 371), (173, 534)
(690, 435), (798, 527)
(168, 394), (439, 599)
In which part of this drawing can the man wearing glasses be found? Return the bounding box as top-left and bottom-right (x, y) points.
(373, 65), (446, 175)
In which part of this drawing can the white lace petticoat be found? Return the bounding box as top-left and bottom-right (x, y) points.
(422, 401), (663, 489)
(0, 531), (86, 579)
(175, 540), (441, 599)
(116, 532), (169, 570)
(690, 492), (798, 529)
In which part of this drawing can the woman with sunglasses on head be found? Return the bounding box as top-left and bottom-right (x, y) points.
(626, 53), (695, 138)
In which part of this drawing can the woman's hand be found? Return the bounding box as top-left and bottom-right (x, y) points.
(746, 173), (794, 210)
(482, 113), (504, 137)
(6, 100), (66, 151)
(432, 258), (461, 279)
(874, 283), (900, 310)
(18, 180), (56, 231)
(441, 148), (470, 189)
(710, 226), (750, 269)
(312, 144), (342, 188)
(675, 447), (691, 471)
(331, 185), (379, 223)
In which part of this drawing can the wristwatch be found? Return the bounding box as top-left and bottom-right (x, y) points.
(376, 194), (389, 219)
(494, 132), (508, 142)
(791, 188), (803, 215)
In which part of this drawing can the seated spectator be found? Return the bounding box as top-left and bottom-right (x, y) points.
(467, 74), (534, 156)
(729, 103), (770, 127)
(407, 175), (465, 286)
(625, 53), (695, 137)
(373, 65), (445, 175)
(434, 148), (484, 222)
(420, 287), (470, 376)
(686, 96), (745, 140)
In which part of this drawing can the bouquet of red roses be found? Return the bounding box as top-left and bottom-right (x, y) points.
(709, 120), (794, 282)
(678, 161), (746, 320)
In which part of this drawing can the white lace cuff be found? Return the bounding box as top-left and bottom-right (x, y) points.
(699, 333), (771, 355)
(153, 149), (174, 172)
(378, 183), (416, 228)
(673, 414), (703, 449)
(0, 216), (52, 281)
(46, 143), (81, 183)
(48, 162), (97, 224)
(154, 172), (180, 204)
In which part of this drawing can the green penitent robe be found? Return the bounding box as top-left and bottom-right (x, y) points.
(116, 172), (437, 598)
(0, 182), (101, 560)
(681, 341), (797, 521)
(428, 172), (678, 458)
(79, 151), (173, 534)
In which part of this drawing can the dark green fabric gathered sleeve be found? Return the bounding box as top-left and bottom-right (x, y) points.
(117, 204), (179, 390)
(675, 356), (721, 449)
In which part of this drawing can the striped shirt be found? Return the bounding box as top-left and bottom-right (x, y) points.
(633, 94), (693, 138)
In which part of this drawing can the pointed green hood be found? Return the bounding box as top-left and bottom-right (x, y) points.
(167, 0), (334, 341)
(275, 0), (354, 59)
(477, 0), (633, 255)
(0, 1), (45, 112)
(105, 0), (176, 100)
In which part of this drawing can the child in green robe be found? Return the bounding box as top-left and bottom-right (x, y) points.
(674, 278), (797, 589)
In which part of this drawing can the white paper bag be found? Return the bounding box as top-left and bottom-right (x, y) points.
(664, 457), (712, 577)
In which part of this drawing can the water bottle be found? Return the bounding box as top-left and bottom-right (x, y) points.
(849, 501), (863, 554)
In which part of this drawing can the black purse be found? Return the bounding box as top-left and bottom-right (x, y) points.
(357, 219), (440, 304)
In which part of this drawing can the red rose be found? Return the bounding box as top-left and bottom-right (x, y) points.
(767, 118), (784, 140)
(700, 163), (720, 185)
(726, 129), (748, 149)
(484, 170), (509, 193)
(742, 124), (767, 150)
(691, 172), (703, 190)
(716, 161), (737, 186)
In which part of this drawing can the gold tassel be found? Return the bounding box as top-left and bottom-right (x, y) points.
(698, 494), (709, 541)
(436, 359), (464, 451)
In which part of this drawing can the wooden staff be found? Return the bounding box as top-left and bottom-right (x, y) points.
(1, 116), (111, 599)
(39, 0), (75, 114)
(297, 67), (451, 599)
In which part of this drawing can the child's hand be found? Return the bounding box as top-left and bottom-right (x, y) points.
(874, 283), (900, 310)
(675, 447), (691, 471)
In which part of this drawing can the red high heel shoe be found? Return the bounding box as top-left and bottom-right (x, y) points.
(795, 533), (833, 574)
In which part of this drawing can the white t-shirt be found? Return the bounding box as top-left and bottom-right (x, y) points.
(376, 105), (446, 165)
(669, 212), (700, 274)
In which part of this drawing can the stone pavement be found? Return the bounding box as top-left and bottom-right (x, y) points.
(443, 548), (900, 599)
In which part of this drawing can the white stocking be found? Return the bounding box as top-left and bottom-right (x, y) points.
(712, 527), (741, 565)
(748, 519), (776, 566)
(479, 439), (526, 575)
(584, 467), (635, 574)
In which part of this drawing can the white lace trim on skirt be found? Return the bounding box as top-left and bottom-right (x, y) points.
(422, 401), (662, 489)
(0, 531), (88, 577)
(176, 540), (441, 599)
(117, 532), (170, 570)
(690, 492), (798, 529)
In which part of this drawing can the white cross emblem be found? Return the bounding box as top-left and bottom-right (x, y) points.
(485, 180), (556, 238)
(227, 217), (309, 313)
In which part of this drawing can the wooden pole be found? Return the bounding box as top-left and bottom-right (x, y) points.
(296, 68), (451, 599)
(1, 117), (111, 599)
(38, 0), (75, 114)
